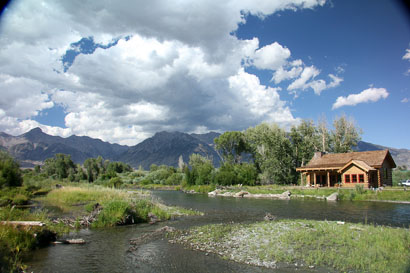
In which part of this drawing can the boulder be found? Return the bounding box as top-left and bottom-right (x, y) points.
(281, 191), (291, 198)
(208, 189), (221, 196)
(326, 192), (338, 201)
(234, 191), (249, 198)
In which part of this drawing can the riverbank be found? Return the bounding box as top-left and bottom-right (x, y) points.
(135, 183), (410, 202)
(190, 185), (410, 202)
(0, 184), (199, 272)
(171, 219), (410, 273)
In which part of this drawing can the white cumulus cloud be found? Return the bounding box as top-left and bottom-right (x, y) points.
(332, 88), (389, 109)
(0, 0), (327, 144)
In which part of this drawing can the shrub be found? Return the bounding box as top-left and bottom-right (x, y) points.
(93, 200), (139, 227)
(107, 177), (123, 188)
(355, 184), (365, 194)
(234, 163), (258, 186)
(0, 151), (23, 188)
(165, 173), (184, 185)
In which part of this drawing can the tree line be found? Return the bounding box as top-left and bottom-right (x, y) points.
(0, 115), (362, 189)
(188, 115), (362, 185)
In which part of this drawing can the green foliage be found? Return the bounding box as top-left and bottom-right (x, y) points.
(234, 163), (258, 186)
(245, 123), (296, 184)
(83, 156), (104, 182)
(43, 153), (77, 180)
(165, 173), (184, 185)
(107, 177), (123, 188)
(186, 154), (214, 185)
(330, 115), (362, 153)
(290, 120), (320, 168)
(212, 163), (257, 186)
(213, 163), (237, 186)
(92, 200), (136, 227)
(150, 164), (159, 172)
(0, 151), (23, 188)
(0, 187), (32, 206)
(393, 169), (410, 186)
(214, 131), (249, 163)
(355, 184), (365, 194)
(143, 166), (175, 184)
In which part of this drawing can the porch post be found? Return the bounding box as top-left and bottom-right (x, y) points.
(313, 173), (317, 187)
(307, 173), (311, 186)
(327, 171), (330, 187)
(377, 169), (381, 188)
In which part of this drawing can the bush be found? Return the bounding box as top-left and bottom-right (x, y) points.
(234, 163), (258, 186)
(0, 151), (23, 188)
(355, 184), (365, 194)
(92, 200), (137, 227)
(107, 177), (123, 188)
(213, 165), (236, 186)
(144, 167), (175, 184)
(165, 173), (184, 185)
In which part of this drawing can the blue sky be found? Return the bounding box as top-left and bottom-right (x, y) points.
(0, 0), (409, 148)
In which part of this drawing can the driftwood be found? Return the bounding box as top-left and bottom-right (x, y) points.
(0, 221), (46, 227)
(53, 238), (86, 245)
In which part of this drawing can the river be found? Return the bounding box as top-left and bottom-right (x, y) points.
(26, 191), (410, 273)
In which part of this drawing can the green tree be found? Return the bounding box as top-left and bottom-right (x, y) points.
(330, 115), (362, 153)
(245, 123), (296, 184)
(290, 119), (320, 167)
(83, 158), (101, 182)
(214, 131), (248, 163)
(188, 154), (214, 185)
(0, 151), (23, 188)
(42, 154), (76, 180)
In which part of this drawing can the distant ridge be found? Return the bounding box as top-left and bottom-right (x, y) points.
(0, 128), (409, 169)
(118, 131), (221, 169)
(355, 141), (410, 168)
(0, 128), (128, 167)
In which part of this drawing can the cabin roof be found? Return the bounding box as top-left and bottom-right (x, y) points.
(337, 159), (376, 173)
(300, 150), (396, 170)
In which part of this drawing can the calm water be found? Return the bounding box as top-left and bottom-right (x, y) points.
(26, 191), (410, 273)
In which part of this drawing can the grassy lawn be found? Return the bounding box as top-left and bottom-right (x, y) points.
(172, 219), (410, 273)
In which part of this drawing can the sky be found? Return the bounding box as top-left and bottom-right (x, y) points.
(0, 0), (409, 148)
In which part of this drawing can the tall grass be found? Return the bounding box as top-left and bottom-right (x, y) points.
(174, 219), (410, 273)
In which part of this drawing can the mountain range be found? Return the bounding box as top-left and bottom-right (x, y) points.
(1, 128), (409, 169)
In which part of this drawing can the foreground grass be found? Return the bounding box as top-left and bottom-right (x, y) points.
(40, 184), (199, 227)
(0, 206), (68, 272)
(172, 219), (410, 273)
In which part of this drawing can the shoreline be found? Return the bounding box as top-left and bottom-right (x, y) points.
(170, 219), (410, 273)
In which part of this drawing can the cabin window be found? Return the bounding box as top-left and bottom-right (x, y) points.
(345, 174), (350, 183)
(359, 174), (364, 183)
(352, 174), (357, 183)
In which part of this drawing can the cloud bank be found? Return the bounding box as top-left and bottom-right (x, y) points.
(0, 0), (330, 145)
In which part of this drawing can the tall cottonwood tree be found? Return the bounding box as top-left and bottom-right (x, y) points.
(245, 123), (296, 184)
(317, 115), (330, 153)
(214, 131), (248, 164)
(330, 115), (362, 153)
(290, 119), (321, 168)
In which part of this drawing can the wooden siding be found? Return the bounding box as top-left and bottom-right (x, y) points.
(341, 165), (368, 188)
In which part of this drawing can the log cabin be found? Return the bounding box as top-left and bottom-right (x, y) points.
(296, 150), (396, 188)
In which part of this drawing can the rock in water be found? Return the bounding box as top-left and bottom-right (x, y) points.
(326, 192), (338, 201)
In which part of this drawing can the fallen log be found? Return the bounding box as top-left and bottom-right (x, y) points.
(0, 221), (46, 227)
